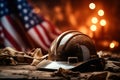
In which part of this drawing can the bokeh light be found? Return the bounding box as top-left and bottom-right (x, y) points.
(98, 9), (104, 16)
(89, 3), (96, 10)
(110, 42), (115, 49)
(91, 17), (98, 24)
(109, 41), (119, 49)
(100, 19), (106, 26)
(90, 25), (97, 31)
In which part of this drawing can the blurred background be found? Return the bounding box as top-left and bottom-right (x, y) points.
(29, 0), (120, 53)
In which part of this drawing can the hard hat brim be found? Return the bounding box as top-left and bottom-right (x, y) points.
(36, 58), (105, 72)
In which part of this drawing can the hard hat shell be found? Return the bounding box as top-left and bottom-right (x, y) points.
(48, 30), (97, 62)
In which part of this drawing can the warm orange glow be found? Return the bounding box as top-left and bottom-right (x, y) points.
(100, 19), (106, 26)
(89, 3), (96, 10)
(54, 6), (61, 13)
(98, 9), (104, 16)
(33, 7), (41, 14)
(91, 17), (98, 24)
(90, 25), (97, 31)
(78, 26), (88, 34)
(69, 14), (77, 26)
(102, 41), (110, 47)
(54, 6), (64, 21)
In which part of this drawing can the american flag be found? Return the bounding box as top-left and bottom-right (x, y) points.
(0, 0), (61, 51)
(0, 0), (26, 51)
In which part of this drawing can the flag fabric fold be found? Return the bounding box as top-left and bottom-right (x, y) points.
(0, 0), (61, 52)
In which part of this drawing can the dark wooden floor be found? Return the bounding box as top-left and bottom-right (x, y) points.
(0, 61), (120, 80)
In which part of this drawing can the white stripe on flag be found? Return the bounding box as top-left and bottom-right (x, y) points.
(36, 25), (51, 46)
(41, 21), (58, 39)
(28, 27), (48, 50)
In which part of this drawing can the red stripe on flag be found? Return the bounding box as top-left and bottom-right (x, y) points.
(45, 19), (61, 35)
(0, 23), (3, 42)
(34, 26), (50, 48)
(39, 23), (53, 42)
(6, 16), (20, 34)
(2, 26), (22, 51)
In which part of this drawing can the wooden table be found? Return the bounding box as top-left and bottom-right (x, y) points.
(0, 62), (120, 80)
(0, 64), (84, 80)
